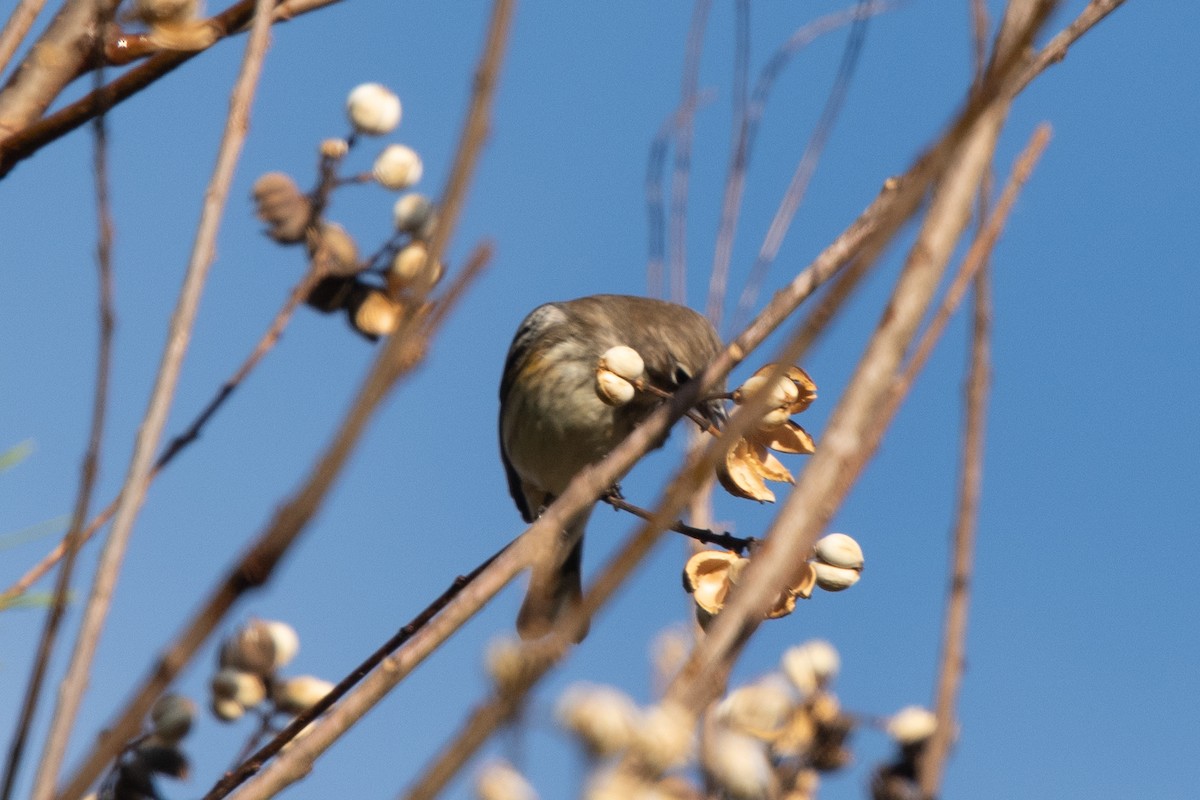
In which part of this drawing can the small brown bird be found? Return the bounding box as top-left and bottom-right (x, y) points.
(499, 294), (725, 640)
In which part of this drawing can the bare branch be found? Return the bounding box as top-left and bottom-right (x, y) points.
(0, 0), (49, 78)
(34, 0), (278, 796)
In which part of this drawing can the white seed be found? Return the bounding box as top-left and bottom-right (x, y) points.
(211, 668), (267, 708)
(756, 406), (791, 431)
(388, 241), (443, 293)
(701, 725), (775, 800)
(781, 640), (839, 695)
(595, 370), (636, 407)
(814, 533), (864, 570)
(273, 675), (335, 715)
(264, 620), (300, 669)
(373, 144), (424, 190)
(346, 83), (401, 135)
(812, 562), (861, 592)
(476, 760), (538, 800)
(211, 696), (245, 722)
(149, 693), (196, 743)
(353, 290), (404, 337)
(219, 623), (275, 675)
(556, 683), (640, 757)
(598, 345), (645, 382)
(393, 193), (435, 234)
(631, 702), (693, 772)
(887, 705), (937, 745)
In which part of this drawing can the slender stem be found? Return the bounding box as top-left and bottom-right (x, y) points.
(602, 494), (756, 554)
(0, 0), (48, 78)
(0, 12), (115, 798)
(35, 1), (277, 798)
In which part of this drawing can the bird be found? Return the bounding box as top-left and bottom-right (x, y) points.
(499, 294), (725, 640)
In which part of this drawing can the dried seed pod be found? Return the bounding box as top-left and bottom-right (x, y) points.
(682, 550), (742, 614)
(387, 241), (443, 295)
(886, 706), (937, 745)
(149, 694), (196, 743)
(211, 668), (267, 708)
(631, 702), (694, 772)
(812, 562), (861, 592)
(252, 172), (311, 244)
(210, 696), (245, 722)
(373, 144), (424, 190)
(717, 676), (796, 740)
(781, 640), (840, 694)
(346, 83), (401, 135)
(349, 289), (404, 338)
(717, 438), (776, 502)
(701, 724), (776, 800)
(813, 533), (863, 570)
(273, 675), (335, 714)
(556, 683), (640, 757)
(393, 193), (435, 234)
(598, 345), (645, 382)
(476, 760), (538, 800)
(757, 420), (816, 455)
(263, 620), (300, 668)
(307, 222), (362, 277)
(219, 623), (275, 675)
(741, 364), (817, 414)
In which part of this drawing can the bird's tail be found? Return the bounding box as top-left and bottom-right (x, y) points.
(517, 513), (589, 643)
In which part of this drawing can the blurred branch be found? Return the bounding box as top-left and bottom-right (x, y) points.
(0, 0), (48, 78)
(37, 0), (278, 796)
(914, 123), (1050, 800)
(602, 494), (756, 554)
(732, 1), (870, 329)
(667, 0), (710, 305)
(0, 18), (116, 798)
(1015, 0), (1125, 92)
(0, 0), (341, 178)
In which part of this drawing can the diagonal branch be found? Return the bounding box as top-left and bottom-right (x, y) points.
(33, 0), (278, 796)
(0, 0), (49, 78)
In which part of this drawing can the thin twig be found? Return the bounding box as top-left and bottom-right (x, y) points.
(35, 1), (277, 798)
(0, 11), (115, 798)
(732, 1), (871, 329)
(0, 0), (341, 178)
(0, 0), (48, 78)
(602, 494), (755, 554)
(1015, 0), (1125, 92)
(667, 0), (711, 305)
(0, 267), (327, 605)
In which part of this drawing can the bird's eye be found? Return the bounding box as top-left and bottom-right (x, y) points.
(673, 364), (693, 386)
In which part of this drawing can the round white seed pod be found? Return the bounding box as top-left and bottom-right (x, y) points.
(756, 406), (791, 431)
(476, 760), (538, 800)
(211, 696), (245, 723)
(812, 562), (861, 592)
(219, 623), (274, 675)
(556, 683), (640, 757)
(319, 138), (350, 160)
(631, 702), (694, 772)
(886, 705), (937, 745)
(353, 290), (404, 338)
(346, 83), (401, 135)
(211, 668), (267, 708)
(781, 640), (839, 695)
(595, 370), (636, 407)
(263, 620), (300, 669)
(373, 144), (424, 190)
(388, 242), (443, 294)
(393, 193), (435, 234)
(149, 693), (196, 743)
(701, 725), (775, 800)
(598, 345), (645, 382)
(814, 533), (864, 570)
(273, 675), (335, 715)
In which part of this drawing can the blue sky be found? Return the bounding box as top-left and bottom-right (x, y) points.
(2, 1), (1198, 798)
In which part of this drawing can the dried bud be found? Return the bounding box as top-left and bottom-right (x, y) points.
(594, 371), (635, 407)
(886, 706), (937, 745)
(812, 562), (861, 592)
(252, 172), (311, 244)
(387, 241), (443, 295)
(346, 83), (401, 135)
(307, 222), (361, 277)
(701, 725), (775, 800)
(211, 696), (245, 722)
(598, 345), (645, 382)
(392, 193), (435, 235)
(813, 533), (863, 570)
(631, 702), (694, 772)
(211, 668), (267, 708)
(273, 675), (335, 714)
(373, 144), (424, 190)
(320, 138), (350, 160)
(476, 760), (538, 800)
(149, 694), (196, 743)
(556, 683), (640, 757)
(717, 676), (796, 740)
(349, 289), (404, 338)
(781, 640), (840, 694)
